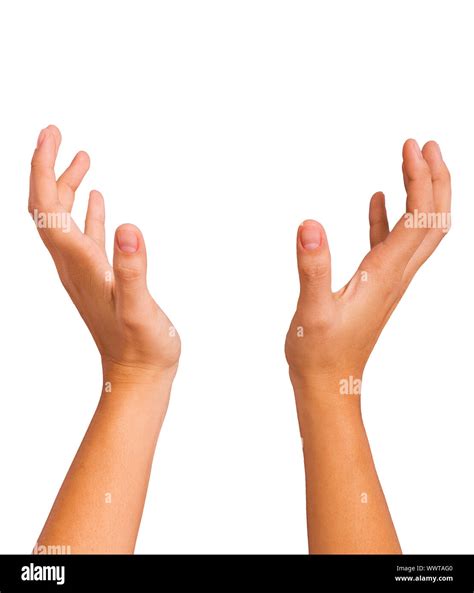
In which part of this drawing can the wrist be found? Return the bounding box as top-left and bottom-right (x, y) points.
(289, 367), (364, 423)
(100, 358), (178, 408)
(96, 363), (174, 437)
(97, 364), (174, 428)
(101, 357), (177, 396)
(290, 364), (363, 395)
(294, 386), (365, 453)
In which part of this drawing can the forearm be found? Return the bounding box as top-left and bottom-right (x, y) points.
(295, 385), (401, 554)
(36, 366), (174, 554)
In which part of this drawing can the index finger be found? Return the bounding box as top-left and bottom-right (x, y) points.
(29, 125), (61, 214)
(373, 139), (435, 272)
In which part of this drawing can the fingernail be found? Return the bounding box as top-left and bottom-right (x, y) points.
(300, 221), (322, 251)
(36, 129), (46, 148)
(117, 229), (138, 253)
(413, 140), (422, 159)
(435, 142), (443, 159)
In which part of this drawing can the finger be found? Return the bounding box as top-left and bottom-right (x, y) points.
(402, 139), (434, 213)
(402, 141), (451, 286)
(113, 224), (149, 317)
(422, 141), (451, 214)
(296, 220), (334, 313)
(376, 139), (434, 271)
(29, 126), (60, 214)
(48, 124), (62, 160)
(29, 126), (84, 250)
(57, 151), (90, 212)
(85, 190), (106, 250)
(369, 191), (389, 248)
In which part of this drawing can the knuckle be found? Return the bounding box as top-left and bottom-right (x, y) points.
(432, 168), (451, 185)
(376, 260), (404, 292)
(119, 311), (145, 332)
(378, 272), (402, 296)
(295, 305), (333, 333)
(407, 160), (431, 182)
(439, 225), (451, 238)
(309, 313), (332, 332)
(363, 250), (403, 290)
(30, 158), (46, 171)
(114, 263), (142, 282)
(118, 300), (156, 333)
(300, 261), (329, 285)
(27, 197), (48, 216)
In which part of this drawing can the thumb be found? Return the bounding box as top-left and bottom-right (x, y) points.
(113, 224), (149, 315)
(296, 220), (333, 311)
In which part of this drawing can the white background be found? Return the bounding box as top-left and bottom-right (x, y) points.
(0, 0), (471, 553)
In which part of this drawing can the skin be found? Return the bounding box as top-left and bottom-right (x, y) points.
(285, 139), (451, 554)
(29, 125), (180, 553)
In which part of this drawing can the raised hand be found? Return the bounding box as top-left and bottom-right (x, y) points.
(285, 140), (451, 554)
(30, 126), (180, 553)
(286, 139), (451, 395)
(29, 125), (180, 381)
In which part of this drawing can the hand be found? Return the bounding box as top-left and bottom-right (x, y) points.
(285, 139), (451, 400)
(29, 125), (180, 383)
